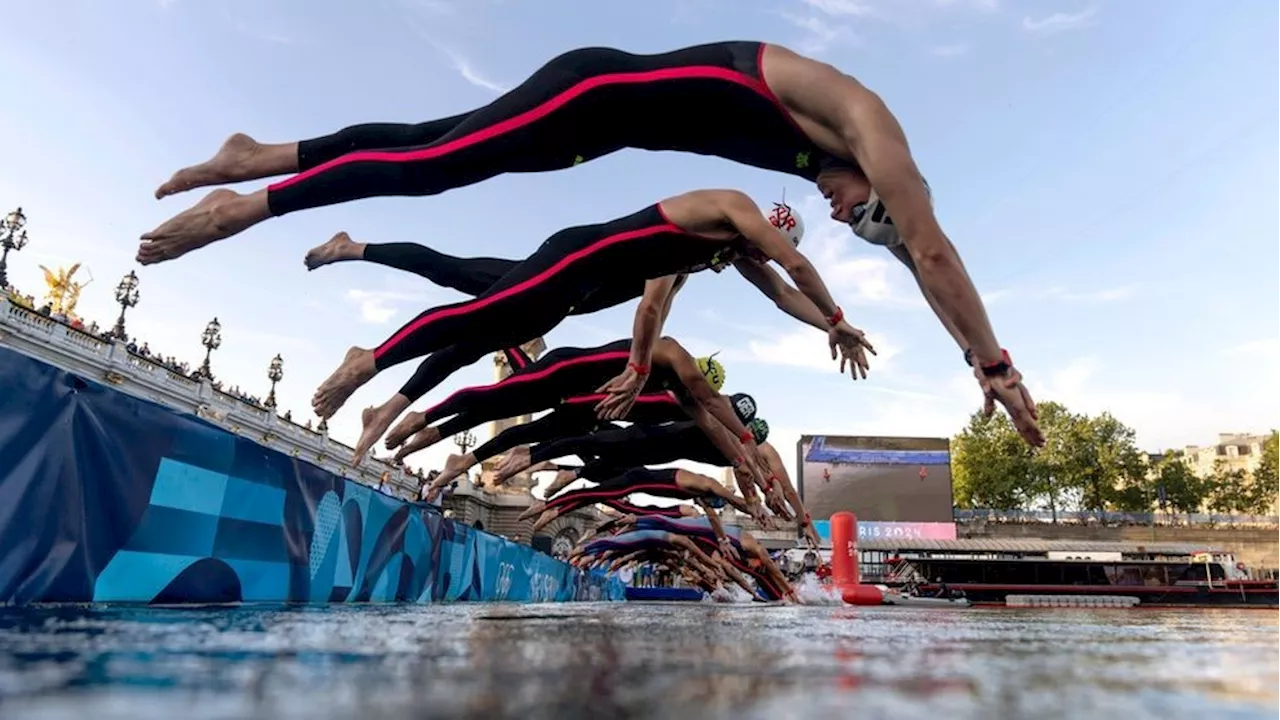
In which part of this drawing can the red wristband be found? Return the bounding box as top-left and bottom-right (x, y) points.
(979, 349), (1013, 377)
(739, 429), (754, 444)
(826, 306), (844, 326)
(629, 362), (649, 375)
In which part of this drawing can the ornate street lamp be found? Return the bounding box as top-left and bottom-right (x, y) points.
(0, 207), (29, 289)
(199, 317), (222, 378)
(111, 270), (140, 339)
(265, 354), (284, 408)
(454, 429), (476, 456)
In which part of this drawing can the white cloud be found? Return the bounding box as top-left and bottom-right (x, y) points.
(403, 0), (455, 15)
(1223, 338), (1280, 358)
(1045, 284), (1137, 303)
(740, 326), (900, 375)
(935, 0), (998, 11)
(981, 288), (1014, 304)
(433, 45), (510, 94)
(235, 23), (295, 45)
(344, 289), (428, 325)
(802, 0), (878, 16)
(930, 43), (969, 57)
(1022, 7), (1098, 35)
(781, 13), (855, 55)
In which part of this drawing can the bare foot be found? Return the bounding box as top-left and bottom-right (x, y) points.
(386, 411), (428, 448)
(544, 469), (578, 498)
(312, 347), (377, 419)
(531, 509), (560, 534)
(526, 460), (559, 475)
(429, 453), (476, 486)
(155, 133), (288, 199)
(305, 231), (364, 271)
(393, 426), (442, 461)
(138, 189), (271, 265)
(351, 404), (403, 466)
(517, 499), (547, 522)
(494, 445), (532, 482)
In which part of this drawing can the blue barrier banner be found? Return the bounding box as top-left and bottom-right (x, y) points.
(0, 346), (624, 605)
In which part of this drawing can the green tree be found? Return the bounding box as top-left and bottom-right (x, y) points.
(1207, 460), (1251, 515)
(1037, 409), (1146, 513)
(1151, 451), (1208, 516)
(952, 411), (1037, 509)
(951, 401), (1147, 517)
(1026, 402), (1080, 518)
(1248, 430), (1278, 515)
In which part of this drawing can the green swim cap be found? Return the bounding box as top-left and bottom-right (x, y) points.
(748, 417), (769, 444)
(696, 355), (726, 392)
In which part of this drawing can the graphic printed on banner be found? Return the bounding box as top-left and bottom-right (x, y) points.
(0, 346), (623, 605)
(811, 520), (958, 542)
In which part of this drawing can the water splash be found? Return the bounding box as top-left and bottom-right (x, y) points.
(794, 574), (842, 605)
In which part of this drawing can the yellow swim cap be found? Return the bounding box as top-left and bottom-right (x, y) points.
(696, 355), (726, 392)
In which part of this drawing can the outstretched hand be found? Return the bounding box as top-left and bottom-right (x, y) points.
(802, 523), (822, 550)
(594, 366), (646, 420)
(829, 322), (876, 380)
(975, 365), (1045, 447)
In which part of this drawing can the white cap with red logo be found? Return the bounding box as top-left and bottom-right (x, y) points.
(767, 202), (805, 248)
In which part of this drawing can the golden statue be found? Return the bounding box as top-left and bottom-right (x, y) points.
(40, 263), (92, 319)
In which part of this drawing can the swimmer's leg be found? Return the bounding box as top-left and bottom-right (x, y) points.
(365, 226), (608, 388)
(155, 112), (473, 199)
(263, 47), (661, 218)
(305, 232), (518, 296)
(311, 237), (588, 421)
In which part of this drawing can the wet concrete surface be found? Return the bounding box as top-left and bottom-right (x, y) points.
(0, 602), (1275, 719)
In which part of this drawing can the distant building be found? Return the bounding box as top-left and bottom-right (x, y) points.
(1180, 433), (1275, 515)
(1182, 433), (1269, 477)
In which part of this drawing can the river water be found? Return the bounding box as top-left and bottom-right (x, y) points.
(0, 603), (1274, 719)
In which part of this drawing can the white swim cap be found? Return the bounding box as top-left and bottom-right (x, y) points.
(850, 180), (932, 248)
(767, 202), (804, 248)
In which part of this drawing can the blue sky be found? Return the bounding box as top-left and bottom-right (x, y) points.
(1, 0), (1276, 496)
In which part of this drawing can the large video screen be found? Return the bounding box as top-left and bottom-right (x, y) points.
(795, 435), (954, 523)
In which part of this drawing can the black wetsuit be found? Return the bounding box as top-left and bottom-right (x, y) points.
(266, 42), (832, 216)
(374, 206), (729, 402)
(544, 467), (700, 515)
(601, 498), (689, 519)
(363, 243), (648, 318)
(468, 395), (686, 464)
(418, 340), (692, 441)
(530, 420), (727, 473)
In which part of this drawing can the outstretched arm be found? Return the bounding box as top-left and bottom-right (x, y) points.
(625, 275), (680, 374)
(732, 258), (832, 330)
(598, 275), (684, 420)
(888, 245), (967, 352)
(761, 442), (820, 547)
(720, 192), (841, 321)
(658, 338), (757, 448)
(696, 498), (741, 561)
